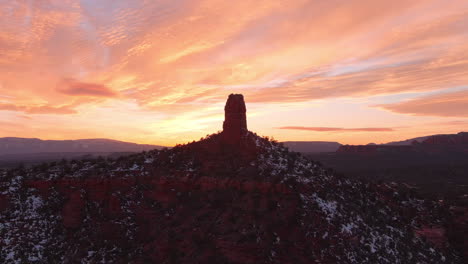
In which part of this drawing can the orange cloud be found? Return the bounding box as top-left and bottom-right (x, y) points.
(376, 90), (468, 117)
(58, 79), (117, 97)
(277, 127), (395, 132)
(2, 0), (468, 108)
(1, 0), (468, 145)
(108, 0), (468, 109)
(0, 103), (76, 115)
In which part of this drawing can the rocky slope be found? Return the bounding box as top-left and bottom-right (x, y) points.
(0, 94), (463, 263)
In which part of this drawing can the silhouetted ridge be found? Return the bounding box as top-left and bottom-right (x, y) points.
(421, 132), (468, 145)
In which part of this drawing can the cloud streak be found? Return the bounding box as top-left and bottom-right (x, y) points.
(0, 103), (77, 115)
(58, 79), (117, 97)
(376, 89), (468, 117)
(277, 127), (395, 132)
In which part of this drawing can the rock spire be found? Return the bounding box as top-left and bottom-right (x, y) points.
(222, 94), (247, 143)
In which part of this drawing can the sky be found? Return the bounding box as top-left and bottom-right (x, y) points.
(1, 0), (468, 146)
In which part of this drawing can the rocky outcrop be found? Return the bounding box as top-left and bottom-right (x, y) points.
(222, 94), (247, 143)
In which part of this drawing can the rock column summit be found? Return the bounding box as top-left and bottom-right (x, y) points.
(222, 94), (247, 143)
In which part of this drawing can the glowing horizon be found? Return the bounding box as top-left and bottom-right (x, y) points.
(1, 0), (468, 146)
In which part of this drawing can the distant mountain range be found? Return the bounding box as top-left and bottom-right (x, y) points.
(0, 137), (165, 167)
(337, 132), (468, 154)
(283, 132), (467, 153)
(384, 136), (431, 146)
(306, 132), (468, 198)
(0, 132), (466, 158)
(0, 137), (164, 155)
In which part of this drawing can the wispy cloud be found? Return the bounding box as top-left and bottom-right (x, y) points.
(376, 89), (468, 117)
(0, 103), (77, 115)
(57, 78), (117, 97)
(277, 127), (395, 132)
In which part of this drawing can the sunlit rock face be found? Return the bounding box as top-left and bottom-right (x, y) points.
(222, 94), (248, 143)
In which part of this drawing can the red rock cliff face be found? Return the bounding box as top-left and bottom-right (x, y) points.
(222, 94), (247, 143)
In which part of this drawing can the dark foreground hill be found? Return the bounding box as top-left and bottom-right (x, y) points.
(0, 95), (464, 263)
(0, 132), (463, 263)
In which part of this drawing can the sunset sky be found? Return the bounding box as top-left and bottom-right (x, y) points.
(1, 0), (468, 146)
